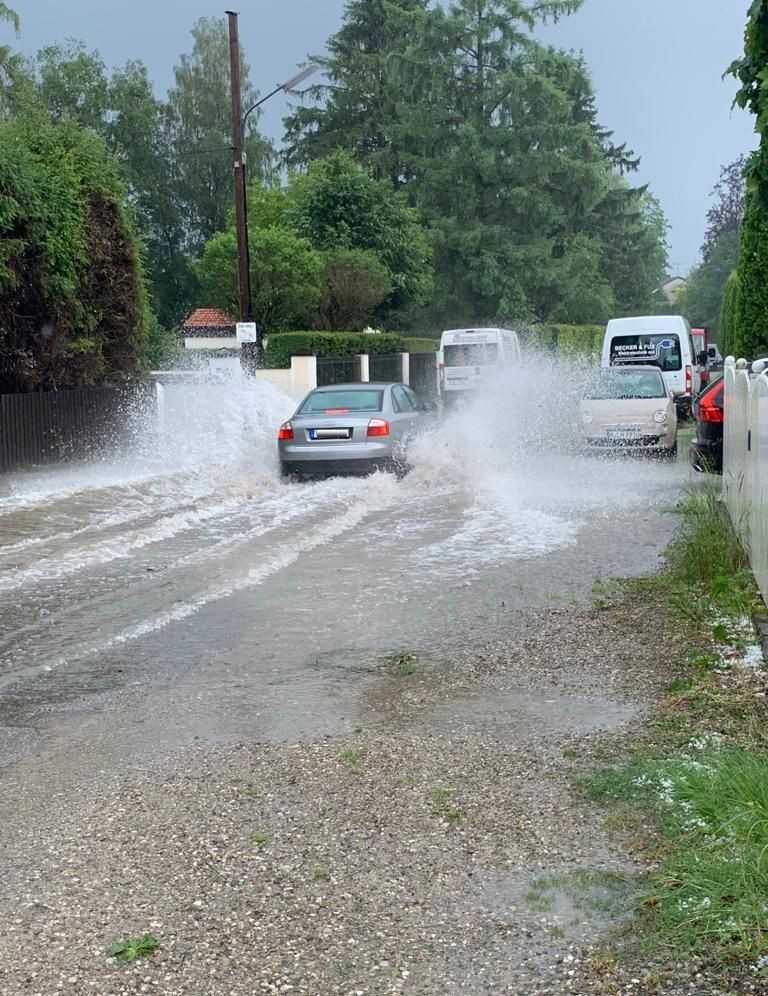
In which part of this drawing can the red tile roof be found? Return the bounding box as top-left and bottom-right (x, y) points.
(183, 308), (236, 329)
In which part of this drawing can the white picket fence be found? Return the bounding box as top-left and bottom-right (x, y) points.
(723, 357), (768, 603)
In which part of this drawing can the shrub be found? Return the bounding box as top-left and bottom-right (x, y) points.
(522, 324), (604, 358)
(719, 269), (741, 358)
(315, 249), (392, 331)
(0, 116), (148, 391)
(402, 337), (439, 352)
(265, 331), (404, 369)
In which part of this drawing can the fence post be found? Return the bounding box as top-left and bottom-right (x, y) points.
(400, 352), (410, 386)
(358, 354), (370, 382)
(290, 355), (317, 396)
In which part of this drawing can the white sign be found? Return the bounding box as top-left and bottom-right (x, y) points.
(236, 322), (258, 344)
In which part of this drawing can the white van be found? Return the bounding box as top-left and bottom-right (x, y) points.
(438, 327), (522, 400)
(601, 316), (701, 417)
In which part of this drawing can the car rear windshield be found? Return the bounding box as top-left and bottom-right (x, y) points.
(585, 370), (666, 400)
(444, 343), (499, 367)
(300, 390), (384, 414)
(609, 334), (682, 372)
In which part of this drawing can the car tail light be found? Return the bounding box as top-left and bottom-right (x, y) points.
(367, 419), (390, 437)
(685, 365), (693, 394)
(699, 384), (724, 424)
(700, 402), (723, 424)
(278, 422), (294, 440)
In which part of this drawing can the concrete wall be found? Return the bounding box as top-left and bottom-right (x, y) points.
(254, 356), (317, 401)
(183, 336), (239, 350)
(724, 358), (768, 603)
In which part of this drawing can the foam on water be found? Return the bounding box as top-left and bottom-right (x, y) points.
(405, 352), (683, 572)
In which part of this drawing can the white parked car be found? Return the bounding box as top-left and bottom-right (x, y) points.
(581, 366), (678, 458)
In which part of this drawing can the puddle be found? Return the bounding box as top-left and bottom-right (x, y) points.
(422, 688), (640, 736)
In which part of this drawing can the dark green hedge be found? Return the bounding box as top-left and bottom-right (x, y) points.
(719, 270), (741, 359)
(522, 324), (604, 358)
(265, 331), (405, 368)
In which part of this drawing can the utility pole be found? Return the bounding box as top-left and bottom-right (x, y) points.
(226, 11), (258, 370)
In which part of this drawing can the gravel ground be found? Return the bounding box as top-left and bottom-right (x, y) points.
(0, 597), (758, 996)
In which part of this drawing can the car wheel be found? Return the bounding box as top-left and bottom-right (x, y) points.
(664, 441), (678, 461)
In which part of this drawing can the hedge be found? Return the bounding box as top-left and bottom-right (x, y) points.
(265, 331), (405, 368)
(720, 270), (741, 359)
(402, 337), (439, 352)
(522, 325), (604, 359)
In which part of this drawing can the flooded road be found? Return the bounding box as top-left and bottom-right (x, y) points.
(0, 365), (688, 774)
(0, 366), (701, 996)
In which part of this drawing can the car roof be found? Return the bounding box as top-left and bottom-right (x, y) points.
(311, 382), (400, 391)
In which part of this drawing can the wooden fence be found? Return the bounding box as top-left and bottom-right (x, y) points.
(0, 384), (156, 473)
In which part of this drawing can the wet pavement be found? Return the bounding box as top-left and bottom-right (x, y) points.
(0, 373), (697, 995)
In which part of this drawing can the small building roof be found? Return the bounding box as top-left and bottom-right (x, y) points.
(183, 308), (237, 331)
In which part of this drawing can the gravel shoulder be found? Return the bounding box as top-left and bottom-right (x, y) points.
(0, 595), (695, 996)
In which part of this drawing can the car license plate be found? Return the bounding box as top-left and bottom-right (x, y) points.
(607, 429), (641, 440)
(308, 428), (351, 441)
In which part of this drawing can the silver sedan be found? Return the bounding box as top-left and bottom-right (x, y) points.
(278, 383), (428, 478)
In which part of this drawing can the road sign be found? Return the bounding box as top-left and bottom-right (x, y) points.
(236, 322), (258, 344)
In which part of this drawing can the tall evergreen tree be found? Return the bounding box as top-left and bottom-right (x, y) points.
(285, 0), (430, 185)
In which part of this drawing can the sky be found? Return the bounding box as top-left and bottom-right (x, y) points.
(11, 0), (757, 276)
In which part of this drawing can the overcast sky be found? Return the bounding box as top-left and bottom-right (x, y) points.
(12, 0), (757, 275)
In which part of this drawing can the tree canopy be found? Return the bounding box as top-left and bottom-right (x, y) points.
(286, 0), (667, 329)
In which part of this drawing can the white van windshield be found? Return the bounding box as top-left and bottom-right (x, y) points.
(610, 334), (682, 372)
(444, 343), (499, 367)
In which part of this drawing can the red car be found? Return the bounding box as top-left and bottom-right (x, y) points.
(690, 378), (723, 474)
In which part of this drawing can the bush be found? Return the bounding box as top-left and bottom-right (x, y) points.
(735, 180), (768, 360)
(316, 249), (392, 331)
(402, 337), (439, 352)
(522, 324), (604, 358)
(719, 269), (741, 359)
(0, 116), (148, 391)
(265, 331), (405, 369)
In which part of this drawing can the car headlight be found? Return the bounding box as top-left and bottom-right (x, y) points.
(654, 410), (668, 424)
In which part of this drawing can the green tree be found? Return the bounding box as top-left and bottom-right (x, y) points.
(682, 157), (746, 339)
(287, 151), (433, 321)
(729, 1), (768, 358)
(284, 0), (430, 184)
(166, 17), (274, 252)
(0, 117), (149, 390)
(684, 228), (741, 336)
(35, 41), (108, 130)
(0, 3), (29, 117)
(197, 225), (322, 332)
(719, 269), (742, 359)
(316, 248), (392, 329)
(397, 1), (638, 324)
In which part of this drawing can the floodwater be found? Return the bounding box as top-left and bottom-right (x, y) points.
(0, 357), (689, 771)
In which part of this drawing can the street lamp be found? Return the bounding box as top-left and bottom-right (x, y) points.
(226, 11), (319, 369)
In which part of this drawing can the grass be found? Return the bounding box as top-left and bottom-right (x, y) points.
(107, 934), (160, 963)
(430, 787), (464, 824)
(339, 748), (365, 773)
(252, 831), (272, 847)
(391, 652), (418, 677)
(582, 484), (768, 974)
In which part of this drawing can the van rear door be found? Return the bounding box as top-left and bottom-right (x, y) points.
(609, 333), (683, 396)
